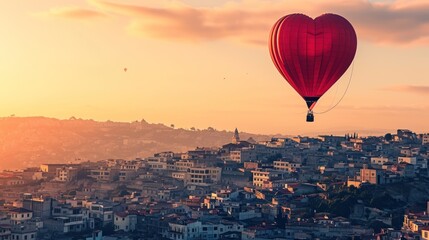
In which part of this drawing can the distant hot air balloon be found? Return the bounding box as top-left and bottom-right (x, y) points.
(124, 68), (127, 72)
(269, 13), (357, 122)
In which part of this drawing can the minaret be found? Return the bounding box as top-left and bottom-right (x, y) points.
(232, 128), (240, 144)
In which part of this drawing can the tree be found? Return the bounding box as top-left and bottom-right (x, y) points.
(369, 220), (390, 233)
(384, 133), (392, 141)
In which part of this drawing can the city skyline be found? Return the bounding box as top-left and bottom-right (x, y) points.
(1, 0), (429, 135)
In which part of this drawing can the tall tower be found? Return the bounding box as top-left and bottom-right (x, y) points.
(232, 128), (240, 144)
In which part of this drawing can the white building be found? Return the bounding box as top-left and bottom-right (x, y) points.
(52, 204), (94, 231)
(85, 201), (115, 226)
(9, 208), (33, 225)
(169, 220), (201, 240)
(0, 225), (11, 239)
(172, 172), (186, 180)
(174, 161), (194, 172)
(168, 220), (243, 240)
(146, 157), (168, 171)
(229, 148), (257, 163)
(10, 223), (37, 240)
(273, 161), (301, 172)
(114, 212), (137, 232)
(89, 167), (118, 181)
(398, 157), (417, 165)
(371, 157), (390, 165)
(119, 159), (144, 170)
(184, 167), (222, 186)
(423, 134), (429, 145)
(55, 167), (78, 182)
(45, 216), (86, 233)
(251, 170), (285, 188)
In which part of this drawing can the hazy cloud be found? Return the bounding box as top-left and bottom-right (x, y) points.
(383, 85), (429, 94)
(48, 7), (106, 19)
(65, 0), (429, 45)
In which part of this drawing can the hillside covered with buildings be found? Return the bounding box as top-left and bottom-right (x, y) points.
(1, 129), (429, 239)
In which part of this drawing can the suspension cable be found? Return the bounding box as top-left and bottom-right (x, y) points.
(314, 61), (355, 114)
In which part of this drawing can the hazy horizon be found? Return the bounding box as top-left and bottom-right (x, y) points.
(0, 115), (417, 137)
(1, 0), (429, 135)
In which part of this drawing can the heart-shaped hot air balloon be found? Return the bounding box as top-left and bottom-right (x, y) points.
(269, 13), (357, 122)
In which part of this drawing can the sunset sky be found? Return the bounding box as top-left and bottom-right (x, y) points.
(1, 0), (429, 135)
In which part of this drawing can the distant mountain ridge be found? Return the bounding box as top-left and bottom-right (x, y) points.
(0, 117), (273, 170)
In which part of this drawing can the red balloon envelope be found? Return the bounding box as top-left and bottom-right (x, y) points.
(269, 13), (357, 119)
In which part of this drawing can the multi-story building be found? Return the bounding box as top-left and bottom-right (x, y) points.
(251, 170), (285, 188)
(172, 172), (186, 180)
(273, 161), (301, 172)
(23, 197), (56, 219)
(229, 148), (257, 163)
(423, 228), (429, 240)
(184, 167), (222, 186)
(398, 157), (417, 165)
(371, 157), (390, 165)
(360, 167), (384, 185)
(167, 219), (243, 240)
(85, 201), (117, 227)
(118, 170), (139, 181)
(51, 204), (94, 231)
(174, 161), (194, 172)
(89, 167), (119, 181)
(118, 159), (144, 170)
(10, 223), (37, 240)
(403, 213), (429, 235)
(0, 225), (11, 240)
(423, 134), (429, 145)
(40, 164), (80, 177)
(45, 216), (87, 234)
(114, 212), (137, 232)
(168, 219), (201, 240)
(55, 167), (78, 182)
(0, 178), (25, 186)
(21, 168), (44, 181)
(9, 208), (33, 225)
(146, 157), (168, 171)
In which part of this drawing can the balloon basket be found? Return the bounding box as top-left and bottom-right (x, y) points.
(306, 111), (314, 122)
